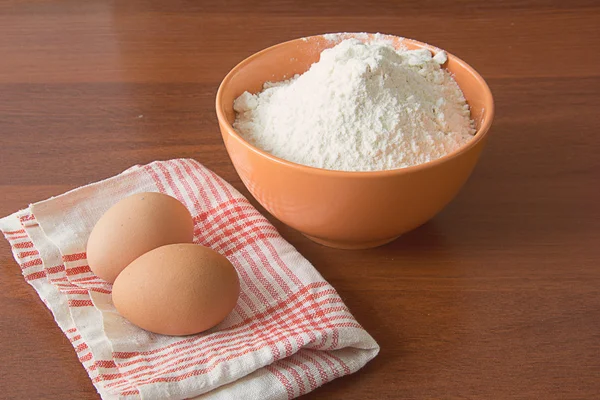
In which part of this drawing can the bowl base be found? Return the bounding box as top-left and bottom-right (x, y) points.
(302, 234), (400, 250)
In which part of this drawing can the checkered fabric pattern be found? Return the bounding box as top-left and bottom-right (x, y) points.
(0, 159), (379, 399)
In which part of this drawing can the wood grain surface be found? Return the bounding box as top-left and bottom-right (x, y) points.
(1, 1), (599, 399)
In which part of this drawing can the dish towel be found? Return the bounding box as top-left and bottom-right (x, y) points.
(0, 159), (379, 400)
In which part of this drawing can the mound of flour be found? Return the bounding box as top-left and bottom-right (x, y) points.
(233, 38), (475, 171)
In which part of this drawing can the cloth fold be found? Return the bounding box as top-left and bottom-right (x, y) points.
(0, 159), (379, 399)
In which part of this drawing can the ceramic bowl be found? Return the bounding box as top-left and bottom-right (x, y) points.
(216, 33), (494, 249)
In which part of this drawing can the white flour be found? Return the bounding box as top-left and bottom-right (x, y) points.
(233, 38), (475, 171)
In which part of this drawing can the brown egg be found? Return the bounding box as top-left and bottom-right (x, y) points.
(87, 192), (193, 283)
(112, 243), (240, 336)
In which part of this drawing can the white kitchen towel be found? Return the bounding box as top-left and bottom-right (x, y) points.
(0, 159), (379, 399)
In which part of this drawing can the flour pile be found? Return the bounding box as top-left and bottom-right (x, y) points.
(233, 38), (475, 171)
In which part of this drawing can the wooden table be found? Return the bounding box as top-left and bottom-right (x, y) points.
(1, 1), (599, 399)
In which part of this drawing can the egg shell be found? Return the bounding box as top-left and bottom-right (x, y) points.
(112, 243), (240, 336)
(87, 192), (193, 283)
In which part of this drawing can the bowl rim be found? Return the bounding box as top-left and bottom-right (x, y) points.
(215, 33), (495, 178)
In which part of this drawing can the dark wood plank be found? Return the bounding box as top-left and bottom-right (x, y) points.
(1, 1), (599, 399)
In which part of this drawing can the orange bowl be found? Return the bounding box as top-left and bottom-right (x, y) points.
(216, 33), (494, 249)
